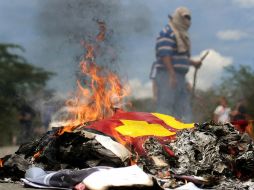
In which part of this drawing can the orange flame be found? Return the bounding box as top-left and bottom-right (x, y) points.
(62, 61), (129, 131)
(130, 155), (139, 165)
(33, 149), (43, 160)
(246, 120), (254, 139)
(0, 158), (3, 167)
(57, 21), (129, 135)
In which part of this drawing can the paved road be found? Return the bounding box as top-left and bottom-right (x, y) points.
(0, 182), (36, 190)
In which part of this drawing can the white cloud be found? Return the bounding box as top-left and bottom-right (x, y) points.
(217, 30), (248, 41)
(128, 79), (153, 99)
(233, 0), (254, 7)
(186, 49), (233, 90)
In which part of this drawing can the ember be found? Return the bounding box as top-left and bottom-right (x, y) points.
(33, 149), (44, 160)
(0, 159), (3, 168)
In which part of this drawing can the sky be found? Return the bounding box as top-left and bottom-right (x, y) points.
(1, 0), (254, 99)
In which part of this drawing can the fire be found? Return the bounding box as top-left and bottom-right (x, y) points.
(110, 128), (141, 165)
(130, 155), (139, 165)
(58, 21), (129, 135)
(245, 120), (254, 139)
(33, 149), (43, 160)
(0, 158), (3, 167)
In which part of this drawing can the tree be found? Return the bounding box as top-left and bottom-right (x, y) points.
(192, 88), (219, 122)
(0, 43), (54, 145)
(219, 65), (254, 118)
(192, 65), (254, 123)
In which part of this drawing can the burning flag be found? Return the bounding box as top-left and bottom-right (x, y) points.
(86, 111), (194, 138)
(85, 110), (194, 152)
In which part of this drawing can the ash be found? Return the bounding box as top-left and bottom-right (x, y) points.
(140, 123), (254, 189)
(169, 123), (254, 177)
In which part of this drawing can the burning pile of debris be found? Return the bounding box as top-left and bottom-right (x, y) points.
(0, 116), (254, 189)
(1, 21), (254, 189)
(0, 110), (189, 189)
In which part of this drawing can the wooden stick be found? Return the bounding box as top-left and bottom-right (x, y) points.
(191, 51), (209, 100)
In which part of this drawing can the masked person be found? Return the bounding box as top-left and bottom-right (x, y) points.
(150, 7), (201, 122)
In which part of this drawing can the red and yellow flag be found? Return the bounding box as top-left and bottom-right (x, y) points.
(86, 110), (194, 140)
(86, 110), (194, 157)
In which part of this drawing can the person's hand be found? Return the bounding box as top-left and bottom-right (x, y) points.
(169, 74), (177, 88)
(194, 60), (202, 69)
(231, 110), (238, 117)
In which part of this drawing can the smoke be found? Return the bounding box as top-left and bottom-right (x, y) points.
(32, 0), (154, 127)
(35, 0), (153, 93)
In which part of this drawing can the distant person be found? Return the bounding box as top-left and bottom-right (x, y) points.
(150, 7), (201, 122)
(213, 96), (231, 124)
(231, 99), (249, 121)
(18, 104), (36, 144)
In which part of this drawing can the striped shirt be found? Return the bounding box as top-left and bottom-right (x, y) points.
(155, 24), (190, 74)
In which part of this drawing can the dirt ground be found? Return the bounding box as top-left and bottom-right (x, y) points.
(0, 146), (45, 190)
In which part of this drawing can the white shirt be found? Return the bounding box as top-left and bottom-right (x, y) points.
(214, 105), (231, 123)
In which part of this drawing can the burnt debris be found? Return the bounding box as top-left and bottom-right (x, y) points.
(0, 127), (129, 180)
(137, 122), (254, 189)
(0, 122), (254, 189)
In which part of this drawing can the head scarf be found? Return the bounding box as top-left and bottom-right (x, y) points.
(169, 7), (191, 53)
